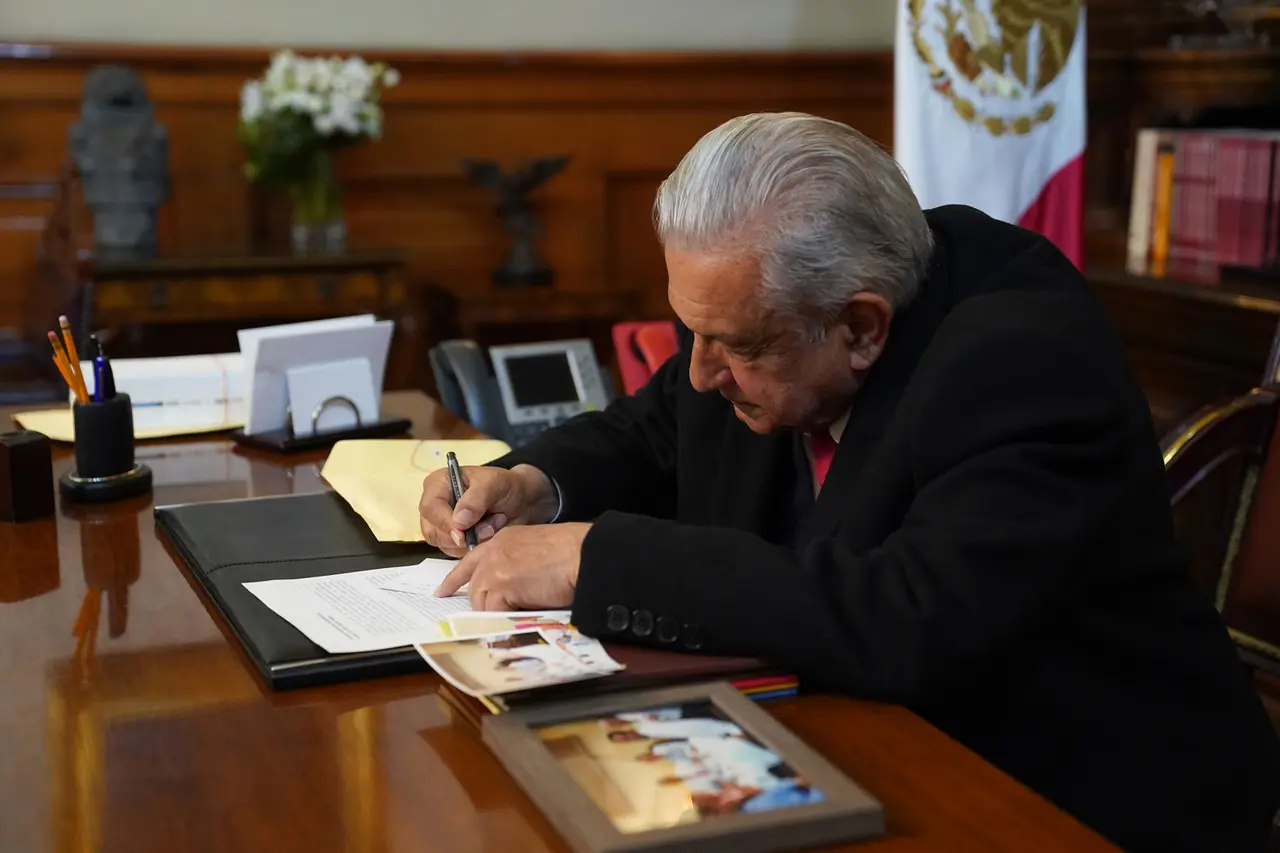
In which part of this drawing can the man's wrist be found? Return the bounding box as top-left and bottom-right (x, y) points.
(513, 464), (562, 524)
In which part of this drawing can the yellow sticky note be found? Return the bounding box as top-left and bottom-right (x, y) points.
(321, 439), (512, 542)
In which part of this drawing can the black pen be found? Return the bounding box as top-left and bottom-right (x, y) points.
(445, 451), (478, 550)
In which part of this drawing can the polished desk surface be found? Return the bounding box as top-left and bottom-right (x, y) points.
(0, 391), (1117, 853)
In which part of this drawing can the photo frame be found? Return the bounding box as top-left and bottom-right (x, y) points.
(481, 681), (884, 853)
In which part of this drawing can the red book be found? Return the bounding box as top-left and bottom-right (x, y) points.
(1216, 135), (1248, 267)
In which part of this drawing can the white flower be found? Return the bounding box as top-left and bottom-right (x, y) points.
(243, 50), (394, 141)
(265, 49), (296, 89)
(240, 81), (263, 122)
(275, 88), (323, 116)
(341, 56), (373, 88)
(325, 92), (362, 135)
(294, 58), (316, 90)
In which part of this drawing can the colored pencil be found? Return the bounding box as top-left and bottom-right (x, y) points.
(58, 315), (88, 401)
(48, 331), (88, 403)
(50, 354), (77, 397)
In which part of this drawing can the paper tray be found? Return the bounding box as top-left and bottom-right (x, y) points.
(228, 417), (411, 453)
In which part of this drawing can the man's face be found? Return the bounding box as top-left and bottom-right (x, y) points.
(666, 246), (865, 435)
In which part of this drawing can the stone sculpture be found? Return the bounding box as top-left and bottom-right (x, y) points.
(68, 64), (170, 262)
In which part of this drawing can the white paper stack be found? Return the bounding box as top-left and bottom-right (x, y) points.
(81, 352), (247, 433)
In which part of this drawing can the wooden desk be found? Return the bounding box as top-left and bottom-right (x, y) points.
(0, 392), (1116, 853)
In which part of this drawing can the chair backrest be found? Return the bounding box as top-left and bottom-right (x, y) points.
(635, 322), (678, 372)
(1163, 387), (1280, 508)
(1163, 386), (1280, 671)
(612, 321), (677, 396)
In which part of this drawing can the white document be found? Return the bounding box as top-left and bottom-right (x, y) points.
(243, 319), (393, 435)
(242, 557), (472, 654)
(285, 358), (379, 435)
(78, 352), (246, 430)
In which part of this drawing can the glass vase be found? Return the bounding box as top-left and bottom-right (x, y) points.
(289, 149), (346, 255)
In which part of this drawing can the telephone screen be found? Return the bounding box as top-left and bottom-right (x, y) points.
(506, 353), (580, 408)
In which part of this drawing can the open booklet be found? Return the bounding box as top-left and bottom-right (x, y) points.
(242, 557), (623, 697)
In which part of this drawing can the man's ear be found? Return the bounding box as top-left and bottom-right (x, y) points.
(838, 293), (894, 371)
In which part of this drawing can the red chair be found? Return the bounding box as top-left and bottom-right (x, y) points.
(612, 321), (678, 395)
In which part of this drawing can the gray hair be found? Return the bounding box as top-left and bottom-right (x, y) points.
(653, 112), (934, 341)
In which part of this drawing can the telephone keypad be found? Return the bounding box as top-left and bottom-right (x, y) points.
(510, 421), (552, 447)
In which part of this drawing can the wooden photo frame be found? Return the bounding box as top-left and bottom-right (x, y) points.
(481, 681), (884, 853)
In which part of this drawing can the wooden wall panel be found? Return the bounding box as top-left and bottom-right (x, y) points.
(606, 173), (667, 317)
(0, 45), (894, 335)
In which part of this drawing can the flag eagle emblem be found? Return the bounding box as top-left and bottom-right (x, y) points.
(906, 0), (1082, 137)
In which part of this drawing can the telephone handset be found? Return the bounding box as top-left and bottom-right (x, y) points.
(429, 339), (513, 443)
(428, 338), (612, 447)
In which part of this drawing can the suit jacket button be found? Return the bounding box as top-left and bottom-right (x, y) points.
(681, 623), (705, 651)
(656, 616), (679, 644)
(631, 609), (654, 638)
(605, 605), (630, 633)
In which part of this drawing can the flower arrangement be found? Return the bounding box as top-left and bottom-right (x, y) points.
(238, 50), (399, 251)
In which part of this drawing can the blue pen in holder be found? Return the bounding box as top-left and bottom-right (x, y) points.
(58, 393), (153, 503)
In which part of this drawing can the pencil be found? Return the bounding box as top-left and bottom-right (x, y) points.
(58, 315), (88, 401)
(48, 331), (87, 403)
(84, 590), (101, 660)
(72, 587), (94, 636)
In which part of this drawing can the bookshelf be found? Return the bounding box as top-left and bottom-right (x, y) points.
(1083, 32), (1280, 433)
(1085, 47), (1280, 271)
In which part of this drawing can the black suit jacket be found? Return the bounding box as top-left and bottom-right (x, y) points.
(494, 205), (1280, 852)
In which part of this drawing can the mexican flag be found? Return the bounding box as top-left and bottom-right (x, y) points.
(893, 0), (1087, 269)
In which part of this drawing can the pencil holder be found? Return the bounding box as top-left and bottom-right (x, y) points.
(58, 393), (153, 504)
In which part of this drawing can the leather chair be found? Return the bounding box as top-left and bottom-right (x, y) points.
(1164, 389), (1280, 850)
(612, 321), (677, 396)
(1162, 385), (1280, 673)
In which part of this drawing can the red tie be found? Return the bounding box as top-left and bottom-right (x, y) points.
(809, 430), (838, 489)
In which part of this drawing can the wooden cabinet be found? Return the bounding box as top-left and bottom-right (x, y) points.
(82, 249), (427, 390)
(1090, 268), (1280, 436)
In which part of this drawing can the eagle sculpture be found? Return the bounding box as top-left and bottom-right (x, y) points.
(461, 155), (572, 286)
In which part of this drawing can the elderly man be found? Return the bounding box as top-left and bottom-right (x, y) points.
(421, 112), (1280, 851)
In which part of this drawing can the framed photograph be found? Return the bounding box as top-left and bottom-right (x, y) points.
(481, 681), (884, 853)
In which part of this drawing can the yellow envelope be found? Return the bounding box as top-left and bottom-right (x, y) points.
(10, 408), (238, 443)
(321, 438), (513, 542)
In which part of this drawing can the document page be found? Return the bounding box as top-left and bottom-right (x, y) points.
(243, 557), (472, 654)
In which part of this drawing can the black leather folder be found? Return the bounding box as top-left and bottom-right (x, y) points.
(155, 491), (437, 690)
(156, 490), (785, 693)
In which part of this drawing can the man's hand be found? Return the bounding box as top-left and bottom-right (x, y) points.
(419, 464), (560, 558)
(434, 523), (591, 611)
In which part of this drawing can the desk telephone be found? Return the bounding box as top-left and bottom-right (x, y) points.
(429, 338), (612, 446)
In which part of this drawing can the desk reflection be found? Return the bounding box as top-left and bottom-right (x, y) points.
(133, 440), (328, 505)
(41, 441), (386, 853)
(421, 689), (562, 852)
(46, 642), (386, 853)
(60, 499), (141, 678)
(0, 515), (59, 603)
